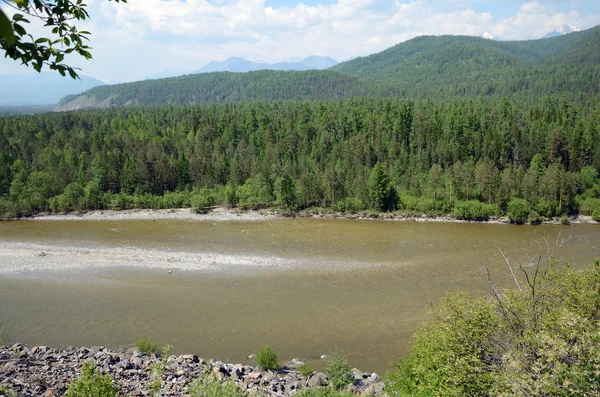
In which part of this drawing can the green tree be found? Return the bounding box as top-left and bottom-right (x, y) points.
(275, 173), (297, 209)
(0, 0), (126, 78)
(368, 162), (397, 212)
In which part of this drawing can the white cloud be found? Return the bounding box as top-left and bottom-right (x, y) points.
(1, 0), (599, 82)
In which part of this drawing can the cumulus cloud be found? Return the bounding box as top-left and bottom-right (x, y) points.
(0, 0), (599, 82)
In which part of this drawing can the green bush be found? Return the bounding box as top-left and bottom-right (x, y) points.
(161, 191), (190, 208)
(593, 209), (600, 223)
(528, 211), (542, 225)
(507, 198), (530, 224)
(0, 324), (9, 346)
(256, 345), (278, 371)
(299, 363), (314, 377)
(188, 370), (244, 397)
(386, 259), (600, 397)
(66, 362), (118, 397)
(335, 197), (364, 213)
(238, 174), (273, 209)
(191, 188), (216, 212)
(0, 385), (16, 397)
(135, 336), (159, 355)
(560, 214), (571, 225)
(579, 198), (600, 216)
(535, 198), (557, 218)
(108, 193), (134, 211)
(325, 355), (353, 391)
(452, 200), (500, 221)
(296, 387), (353, 397)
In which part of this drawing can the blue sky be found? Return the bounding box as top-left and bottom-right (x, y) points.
(1, 0), (599, 83)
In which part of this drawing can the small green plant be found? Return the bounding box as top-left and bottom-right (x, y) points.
(593, 209), (600, 222)
(135, 336), (159, 355)
(325, 355), (353, 391)
(0, 325), (9, 346)
(296, 387), (353, 397)
(149, 344), (172, 397)
(0, 385), (16, 397)
(256, 345), (278, 371)
(188, 370), (244, 397)
(299, 362), (314, 377)
(66, 361), (118, 397)
(560, 214), (571, 225)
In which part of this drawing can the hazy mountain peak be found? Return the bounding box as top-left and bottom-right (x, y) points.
(543, 24), (581, 38)
(197, 55), (338, 73)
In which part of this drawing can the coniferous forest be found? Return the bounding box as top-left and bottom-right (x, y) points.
(1, 96), (600, 221)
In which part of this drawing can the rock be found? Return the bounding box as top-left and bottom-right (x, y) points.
(369, 373), (380, 383)
(180, 354), (199, 363)
(319, 354), (329, 359)
(306, 372), (328, 388)
(41, 390), (57, 397)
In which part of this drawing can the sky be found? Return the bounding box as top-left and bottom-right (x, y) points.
(1, 0), (599, 83)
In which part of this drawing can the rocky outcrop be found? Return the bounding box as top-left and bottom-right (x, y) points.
(0, 344), (385, 396)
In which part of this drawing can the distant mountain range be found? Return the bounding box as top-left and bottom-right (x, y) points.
(0, 73), (104, 106)
(197, 55), (339, 73)
(55, 24), (600, 111)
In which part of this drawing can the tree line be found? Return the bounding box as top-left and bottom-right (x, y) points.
(1, 96), (599, 221)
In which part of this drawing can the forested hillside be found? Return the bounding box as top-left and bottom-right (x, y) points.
(57, 26), (600, 111)
(331, 25), (600, 98)
(56, 70), (374, 111)
(2, 97), (600, 221)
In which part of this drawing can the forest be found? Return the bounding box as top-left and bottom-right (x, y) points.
(56, 26), (600, 111)
(1, 96), (600, 222)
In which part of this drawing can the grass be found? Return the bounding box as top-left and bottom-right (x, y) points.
(135, 336), (159, 355)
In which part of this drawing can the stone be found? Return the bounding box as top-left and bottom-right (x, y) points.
(306, 372), (328, 388)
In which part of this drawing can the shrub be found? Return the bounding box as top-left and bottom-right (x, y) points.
(560, 214), (571, 225)
(593, 209), (600, 223)
(299, 363), (314, 378)
(191, 188), (216, 212)
(507, 198), (530, 224)
(535, 198), (557, 218)
(452, 200), (500, 221)
(0, 324), (9, 346)
(325, 355), (353, 391)
(386, 259), (600, 397)
(161, 191), (190, 209)
(0, 385), (16, 397)
(579, 198), (600, 216)
(296, 388), (353, 397)
(256, 345), (278, 371)
(109, 193), (134, 211)
(335, 197), (364, 213)
(135, 336), (159, 355)
(66, 361), (118, 397)
(188, 369), (244, 397)
(238, 175), (273, 209)
(528, 211), (542, 225)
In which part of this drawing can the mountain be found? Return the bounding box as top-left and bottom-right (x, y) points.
(55, 70), (372, 111)
(197, 56), (338, 73)
(56, 25), (600, 111)
(0, 73), (104, 106)
(543, 24), (580, 39)
(330, 25), (600, 97)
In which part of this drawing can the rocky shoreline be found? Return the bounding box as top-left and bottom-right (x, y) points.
(19, 205), (597, 225)
(0, 344), (386, 396)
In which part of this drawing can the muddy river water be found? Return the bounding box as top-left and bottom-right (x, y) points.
(0, 218), (598, 373)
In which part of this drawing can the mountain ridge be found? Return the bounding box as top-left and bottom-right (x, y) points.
(197, 55), (338, 73)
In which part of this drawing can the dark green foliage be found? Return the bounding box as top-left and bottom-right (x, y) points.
(386, 259), (600, 397)
(331, 26), (600, 99)
(325, 355), (353, 391)
(452, 200), (499, 221)
(66, 361), (118, 397)
(135, 337), (159, 355)
(58, 70), (373, 109)
(528, 211), (542, 225)
(507, 198), (531, 224)
(0, 97), (599, 219)
(256, 345), (278, 371)
(368, 163), (397, 212)
(560, 214), (571, 225)
(593, 209), (600, 222)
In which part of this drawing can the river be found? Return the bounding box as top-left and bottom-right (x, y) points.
(0, 217), (598, 373)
